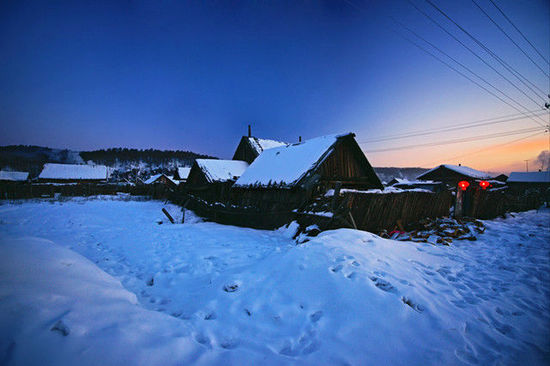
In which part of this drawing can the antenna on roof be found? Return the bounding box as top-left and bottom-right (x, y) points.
(248, 125), (251, 137)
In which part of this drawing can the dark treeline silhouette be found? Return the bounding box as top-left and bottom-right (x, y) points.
(0, 145), (217, 178)
(80, 148), (215, 166)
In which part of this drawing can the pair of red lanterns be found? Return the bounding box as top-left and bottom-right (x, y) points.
(458, 180), (490, 191)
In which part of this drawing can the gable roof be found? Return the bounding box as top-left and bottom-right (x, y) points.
(144, 173), (177, 185)
(417, 164), (491, 180)
(38, 163), (109, 180)
(195, 159), (249, 183)
(176, 167), (191, 180)
(234, 133), (374, 188)
(508, 171), (550, 183)
(0, 171), (29, 181)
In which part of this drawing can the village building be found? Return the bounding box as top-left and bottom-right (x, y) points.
(416, 164), (492, 188)
(0, 170), (29, 183)
(143, 173), (178, 189)
(232, 128), (288, 164)
(507, 171), (550, 193)
(174, 167), (191, 183)
(230, 133), (382, 210)
(37, 163), (110, 183)
(186, 159), (249, 202)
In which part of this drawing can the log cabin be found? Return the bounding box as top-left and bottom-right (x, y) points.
(416, 164), (492, 188)
(186, 159), (249, 202)
(230, 133), (382, 210)
(232, 128), (288, 164)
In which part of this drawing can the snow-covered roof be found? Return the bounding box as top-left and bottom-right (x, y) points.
(417, 164), (491, 180)
(234, 133), (350, 188)
(144, 174), (177, 185)
(177, 167), (191, 180)
(0, 170), (29, 181)
(508, 171), (550, 183)
(38, 163), (109, 180)
(247, 137), (288, 155)
(196, 159), (249, 183)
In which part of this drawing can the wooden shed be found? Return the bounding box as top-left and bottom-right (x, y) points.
(143, 173), (178, 189)
(186, 159), (249, 202)
(507, 171), (550, 193)
(230, 133), (382, 210)
(416, 164), (492, 188)
(232, 136), (288, 164)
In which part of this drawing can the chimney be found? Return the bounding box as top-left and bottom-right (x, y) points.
(299, 136), (302, 142)
(248, 125), (251, 137)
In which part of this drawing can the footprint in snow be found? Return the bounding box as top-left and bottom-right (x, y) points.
(330, 264), (343, 273)
(310, 310), (323, 323)
(370, 277), (397, 293)
(194, 333), (211, 348)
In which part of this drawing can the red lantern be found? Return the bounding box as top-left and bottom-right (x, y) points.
(458, 180), (470, 191)
(479, 180), (490, 190)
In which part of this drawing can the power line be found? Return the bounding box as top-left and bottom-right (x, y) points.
(363, 126), (547, 153)
(424, 0), (548, 107)
(393, 28), (547, 127)
(406, 0), (547, 126)
(418, 130), (546, 167)
(358, 109), (546, 144)
(487, 0), (550, 66)
(390, 16), (547, 127)
(471, 0), (549, 78)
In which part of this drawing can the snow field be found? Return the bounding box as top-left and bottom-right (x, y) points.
(0, 197), (548, 365)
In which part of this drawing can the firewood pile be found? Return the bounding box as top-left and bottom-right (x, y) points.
(380, 217), (486, 245)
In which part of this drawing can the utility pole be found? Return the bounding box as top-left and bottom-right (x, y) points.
(524, 159), (529, 172)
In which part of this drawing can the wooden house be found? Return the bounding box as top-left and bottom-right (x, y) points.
(37, 163), (110, 183)
(143, 173), (178, 189)
(416, 164), (492, 188)
(230, 133), (382, 210)
(186, 159), (249, 202)
(232, 134), (288, 164)
(507, 171), (549, 193)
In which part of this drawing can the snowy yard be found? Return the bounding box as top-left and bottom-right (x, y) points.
(0, 197), (548, 365)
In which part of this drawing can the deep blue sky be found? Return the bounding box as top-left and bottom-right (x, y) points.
(0, 0), (548, 170)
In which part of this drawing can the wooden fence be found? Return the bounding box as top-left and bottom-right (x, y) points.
(343, 190), (454, 232)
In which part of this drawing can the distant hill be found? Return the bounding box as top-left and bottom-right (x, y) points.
(0, 145), (216, 180)
(373, 167), (428, 184)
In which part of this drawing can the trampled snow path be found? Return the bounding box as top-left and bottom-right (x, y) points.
(0, 196), (549, 365)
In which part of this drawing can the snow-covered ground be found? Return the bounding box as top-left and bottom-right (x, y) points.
(0, 197), (548, 365)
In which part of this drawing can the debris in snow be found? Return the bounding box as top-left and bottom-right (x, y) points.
(162, 208), (175, 224)
(146, 277), (154, 286)
(50, 320), (70, 336)
(382, 217), (485, 245)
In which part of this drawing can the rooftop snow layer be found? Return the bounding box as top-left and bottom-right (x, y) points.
(417, 164), (491, 180)
(508, 171), (550, 183)
(247, 137), (288, 155)
(234, 133), (349, 188)
(0, 170), (29, 181)
(177, 167), (191, 180)
(38, 163), (109, 180)
(196, 159), (249, 183)
(144, 174), (177, 185)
